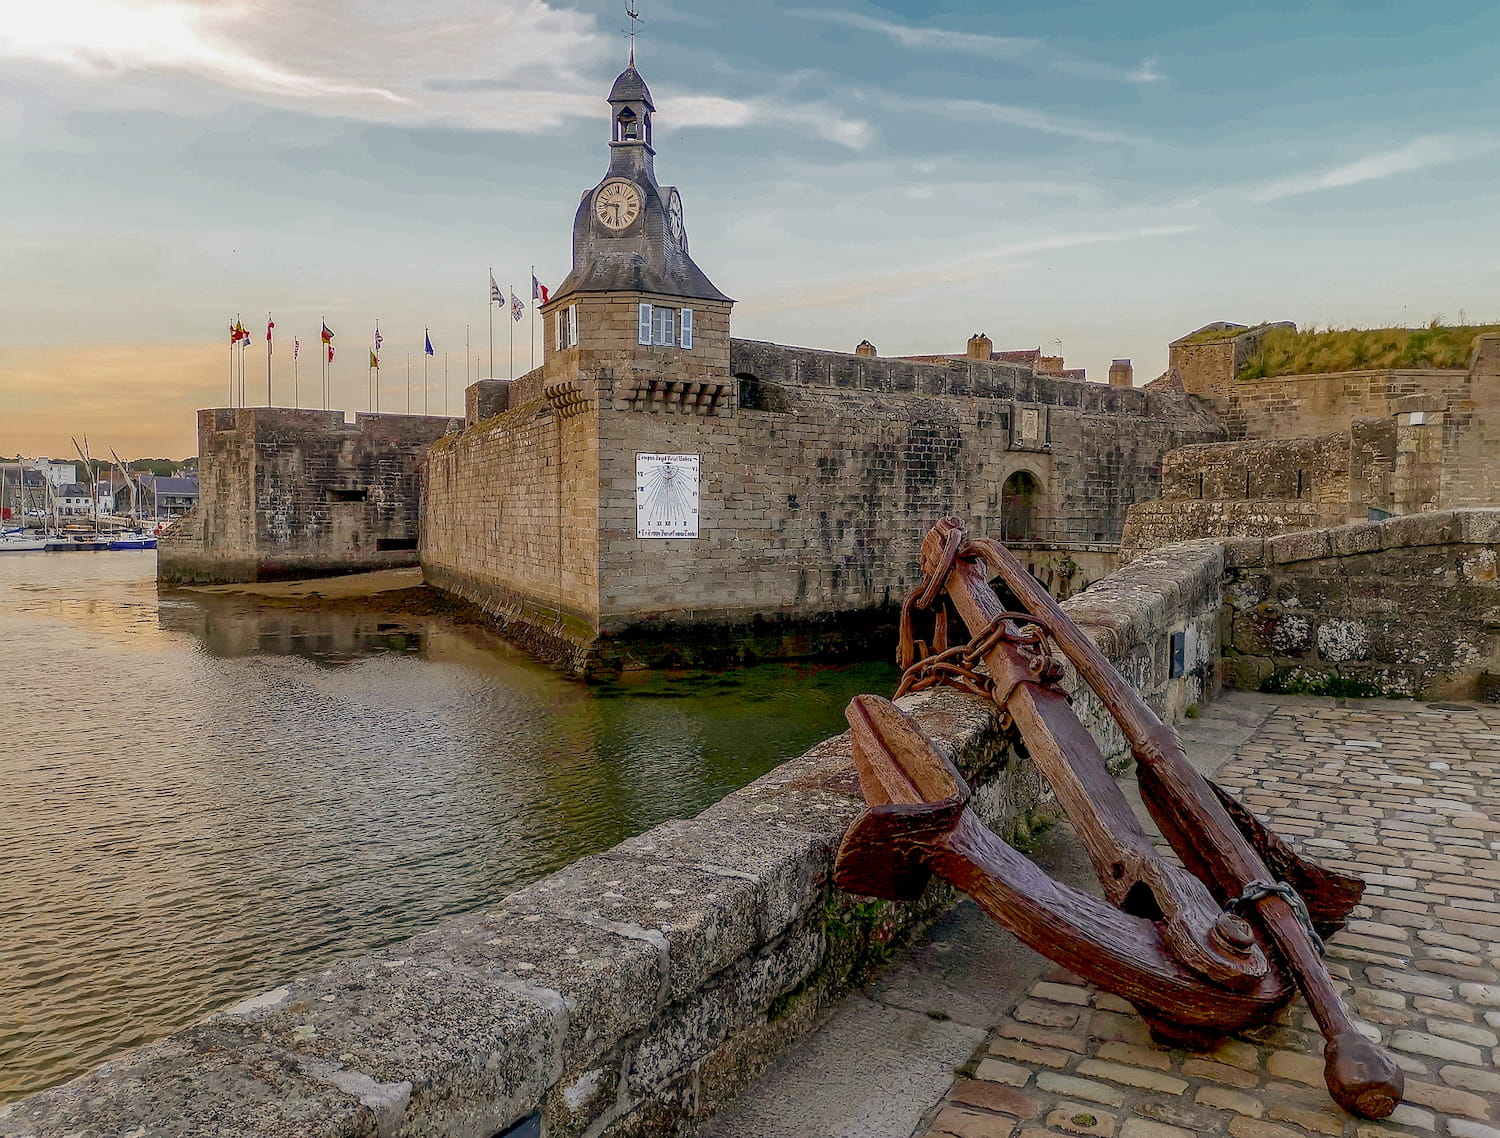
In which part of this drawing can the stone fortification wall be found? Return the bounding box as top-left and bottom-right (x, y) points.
(2, 549), (1226, 1138)
(1120, 433), (1353, 554)
(421, 390), (602, 670)
(1220, 510), (1500, 700)
(158, 408), (459, 584)
(578, 343), (1222, 667)
(1207, 367), (1467, 442)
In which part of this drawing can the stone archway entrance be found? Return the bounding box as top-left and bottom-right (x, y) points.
(1001, 470), (1042, 541)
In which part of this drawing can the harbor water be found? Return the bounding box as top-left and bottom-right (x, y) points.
(0, 553), (897, 1102)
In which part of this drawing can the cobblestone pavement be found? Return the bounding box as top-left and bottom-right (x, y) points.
(915, 696), (1500, 1138)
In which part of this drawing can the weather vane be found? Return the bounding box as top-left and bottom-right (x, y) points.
(624, 1), (643, 66)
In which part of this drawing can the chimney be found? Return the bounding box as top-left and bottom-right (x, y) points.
(854, 339), (877, 358)
(1108, 359), (1134, 387)
(967, 332), (993, 360)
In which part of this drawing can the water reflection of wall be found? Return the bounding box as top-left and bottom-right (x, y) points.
(158, 594), (429, 664)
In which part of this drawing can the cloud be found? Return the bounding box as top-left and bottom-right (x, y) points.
(0, 0), (407, 106)
(0, 0), (871, 147)
(742, 224), (1198, 315)
(665, 92), (872, 149)
(1056, 57), (1165, 85)
(794, 9), (1164, 83)
(904, 97), (1146, 145)
(794, 9), (1037, 58)
(1248, 136), (1498, 203)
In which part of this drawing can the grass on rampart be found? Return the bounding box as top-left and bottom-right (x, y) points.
(1239, 321), (1500, 380)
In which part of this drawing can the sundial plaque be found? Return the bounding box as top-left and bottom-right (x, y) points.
(635, 453), (700, 538)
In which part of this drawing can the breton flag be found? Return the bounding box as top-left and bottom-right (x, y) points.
(489, 272), (503, 304)
(424, 329), (434, 356)
(321, 322), (334, 345)
(510, 290), (524, 322)
(532, 275), (549, 305)
(369, 350), (380, 369)
(373, 328), (384, 352)
(294, 338), (300, 360)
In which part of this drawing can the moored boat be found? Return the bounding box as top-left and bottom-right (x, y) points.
(0, 531), (48, 552)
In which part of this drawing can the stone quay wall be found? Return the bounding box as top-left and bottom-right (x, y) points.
(1219, 509), (1500, 700)
(159, 408), (460, 584)
(2, 548), (1227, 1138)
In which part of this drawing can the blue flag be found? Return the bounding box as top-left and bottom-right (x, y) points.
(424, 330), (434, 356)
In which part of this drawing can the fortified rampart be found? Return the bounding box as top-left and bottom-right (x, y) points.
(1125, 330), (1500, 552)
(159, 408), (460, 584)
(421, 339), (1224, 672)
(2, 538), (1225, 1138)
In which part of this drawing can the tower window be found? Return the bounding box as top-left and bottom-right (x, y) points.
(616, 107), (638, 142)
(638, 303), (693, 348)
(556, 305), (578, 350)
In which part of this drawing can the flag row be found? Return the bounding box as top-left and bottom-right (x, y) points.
(226, 270), (550, 366)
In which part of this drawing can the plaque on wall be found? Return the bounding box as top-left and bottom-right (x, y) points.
(636, 453), (700, 538)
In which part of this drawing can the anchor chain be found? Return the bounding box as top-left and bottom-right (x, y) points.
(894, 536), (1067, 708)
(1225, 879), (1327, 957)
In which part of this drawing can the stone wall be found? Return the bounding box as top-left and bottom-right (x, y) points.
(2, 547), (1226, 1138)
(421, 394), (603, 671)
(420, 338), (1224, 672)
(159, 409), (460, 584)
(1220, 510), (1500, 699)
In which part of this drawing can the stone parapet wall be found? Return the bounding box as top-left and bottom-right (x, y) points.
(1120, 499), (1326, 557)
(159, 408), (460, 585)
(2, 549), (1226, 1138)
(1220, 509), (1500, 699)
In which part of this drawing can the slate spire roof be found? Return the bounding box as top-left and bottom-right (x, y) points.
(608, 65), (654, 109)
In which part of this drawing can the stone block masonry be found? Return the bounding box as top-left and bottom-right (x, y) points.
(158, 408), (461, 585)
(421, 338), (1225, 673)
(2, 542), (1224, 1138)
(1219, 509), (1500, 699)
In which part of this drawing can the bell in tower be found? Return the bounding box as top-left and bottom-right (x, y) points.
(607, 54), (655, 178)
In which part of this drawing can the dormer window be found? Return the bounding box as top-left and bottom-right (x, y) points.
(616, 107), (638, 142)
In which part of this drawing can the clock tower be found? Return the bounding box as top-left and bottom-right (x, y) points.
(540, 55), (733, 392)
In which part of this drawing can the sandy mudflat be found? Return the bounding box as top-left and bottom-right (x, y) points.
(181, 567), (424, 600)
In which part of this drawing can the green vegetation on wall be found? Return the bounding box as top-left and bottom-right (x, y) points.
(1240, 322), (1500, 381)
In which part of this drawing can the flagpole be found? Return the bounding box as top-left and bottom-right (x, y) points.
(227, 320), (234, 409)
(487, 269), (494, 380)
(508, 285), (514, 379)
(423, 336), (429, 415)
(443, 353), (449, 417)
(235, 313), (243, 408)
(530, 264), (536, 373)
(266, 311), (273, 407)
(406, 353), (411, 414)
(466, 323), (471, 387)
(293, 340), (299, 407)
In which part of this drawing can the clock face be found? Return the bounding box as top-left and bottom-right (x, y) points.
(595, 180), (642, 230)
(667, 189), (687, 249)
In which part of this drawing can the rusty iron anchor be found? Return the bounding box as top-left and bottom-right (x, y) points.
(833, 518), (1402, 1120)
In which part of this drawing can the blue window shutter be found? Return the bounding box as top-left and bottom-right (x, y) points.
(679, 308), (693, 349)
(638, 303), (652, 345)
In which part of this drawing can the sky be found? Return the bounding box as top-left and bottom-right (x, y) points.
(2, 0), (1498, 459)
